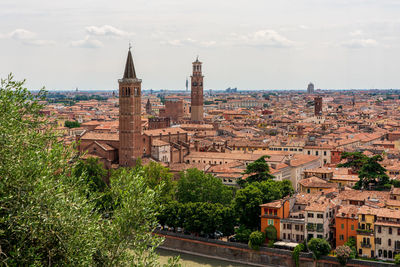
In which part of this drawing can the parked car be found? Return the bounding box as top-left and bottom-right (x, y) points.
(176, 227), (183, 233)
(228, 235), (237, 242)
(215, 231), (223, 238)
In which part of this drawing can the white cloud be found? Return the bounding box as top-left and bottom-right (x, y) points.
(9, 29), (36, 40)
(70, 36), (103, 48)
(2, 28), (55, 46)
(161, 38), (216, 47)
(85, 25), (133, 37)
(350, 30), (363, 36)
(230, 30), (297, 48)
(341, 38), (378, 48)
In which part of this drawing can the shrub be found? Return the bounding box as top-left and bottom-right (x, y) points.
(248, 231), (265, 250)
(336, 245), (352, 266)
(308, 238), (331, 260)
(395, 253), (400, 265)
(292, 243), (305, 267)
(235, 225), (252, 243)
(265, 225), (277, 241)
(267, 240), (275, 248)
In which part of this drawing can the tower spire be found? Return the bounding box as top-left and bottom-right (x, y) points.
(123, 48), (137, 79)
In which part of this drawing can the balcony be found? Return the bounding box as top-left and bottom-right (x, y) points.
(361, 243), (371, 248)
(357, 229), (374, 235)
(307, 224), (315, 231)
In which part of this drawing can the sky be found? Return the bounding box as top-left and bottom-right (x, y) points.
(1, 0), (400, 91)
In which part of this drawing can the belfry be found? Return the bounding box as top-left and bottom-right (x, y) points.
(118, 47), (142, 167)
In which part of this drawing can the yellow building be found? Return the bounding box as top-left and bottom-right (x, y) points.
(356, 206), (378, 258)
(298, 176), (337, 194)
(329, 174), (359, 188)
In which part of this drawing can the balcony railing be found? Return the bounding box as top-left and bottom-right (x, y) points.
(357, 228), (373, 234)
(361, 243), (371, 248)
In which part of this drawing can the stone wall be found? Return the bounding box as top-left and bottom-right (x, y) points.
(156, 231), (394, 267)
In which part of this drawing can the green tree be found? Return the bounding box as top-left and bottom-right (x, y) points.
(142, 161), (175, 203)
(344, 237), (357, 259)
(308, 238), (331, 260)
(358, 155), (389, 189)
(265, 225), (277, 241)
(339, 152), (389, 190)
(177, 168), (233, 205)
(234, 180), (293, 229)
(292, 243), (305, 267)
(335, 245), (353, 266)
(0, 75), (178, 266)
(248, 231), (265, 250)
(65, 120), (81, 128)
(241, 156), (274, 185)
(395, 253), (400, 265)
(235, 225), (252, 243)
(73, 157), (113, 214)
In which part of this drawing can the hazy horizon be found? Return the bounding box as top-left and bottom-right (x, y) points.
(2, 0), (400, 91)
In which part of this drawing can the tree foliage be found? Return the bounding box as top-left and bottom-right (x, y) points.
(265, 225), (277, 241)
(234, 225), (252, 243)
(240, 156), (274, 186)
(292, 243), (305, 267)
(234, 180), (293, 229)
(339, 152), (389, 189)
(395, 253), (400, 265)
(177, 168), (233, 205)
(335, 245), (353, 266)
(248, 231), (265, 250)
(308, 238), (331, 260)
(65, 120), (81, 128)
(158, 201), (235, 236)
(0, 75), (178, 267)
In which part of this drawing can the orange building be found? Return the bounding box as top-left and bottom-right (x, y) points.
(335, 205), (360, 247)
(260, 199), (290, 240)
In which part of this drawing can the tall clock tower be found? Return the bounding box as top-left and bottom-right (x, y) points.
(190, 57), (204, 122)
(118, 48), (142, 167)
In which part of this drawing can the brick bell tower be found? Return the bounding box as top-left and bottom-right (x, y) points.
(118, 47), (142, 167)
(191, 57), (204, 122)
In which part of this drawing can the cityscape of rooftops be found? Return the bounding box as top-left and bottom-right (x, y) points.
(2, 1), (400, 267)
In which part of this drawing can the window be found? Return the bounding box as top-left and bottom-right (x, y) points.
(316, 151), (319, 156)
(351, 225), (354, 230)
(308, 213), (314, 218)
(274, 210), (277, 216)
(308, 151), (311, 155)
(317, 234), (323, 239)
(324, 151), (327, 156)
(389, 227), (393, 235)
(341, 224), (344, 229)
(268, 219), (274, 225)
(378, 226), (381, 233)
(376, 238), (381, 244)
(389, 239), (392, 246)
(307, 189), (311, 193)
(317, 214), (323, 219)
(361, 214), (365, 221)
(340, 235), (344, 240)
(295, 225), (299, 231)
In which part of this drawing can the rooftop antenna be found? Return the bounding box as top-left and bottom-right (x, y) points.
(186, 77), (188, 91)
(129, 41), (132, 51)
